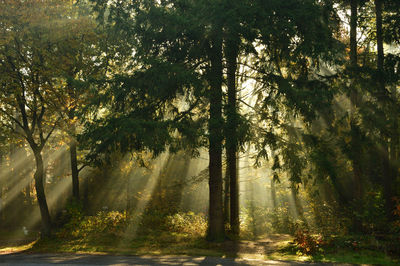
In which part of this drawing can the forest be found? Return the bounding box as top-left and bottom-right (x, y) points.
(0, 0), (399, 264)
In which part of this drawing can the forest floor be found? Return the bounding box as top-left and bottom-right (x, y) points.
(0, 232), (398, 265)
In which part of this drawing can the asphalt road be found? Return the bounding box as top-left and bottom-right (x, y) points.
(0, 253), (351, 265)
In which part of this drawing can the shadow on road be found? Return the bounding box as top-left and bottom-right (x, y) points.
(0, 252), (347, 265)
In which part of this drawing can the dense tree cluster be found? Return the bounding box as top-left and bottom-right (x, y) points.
(0, 0), (399, 242)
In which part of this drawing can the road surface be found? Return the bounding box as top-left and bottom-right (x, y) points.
(0, 253), (352, 265)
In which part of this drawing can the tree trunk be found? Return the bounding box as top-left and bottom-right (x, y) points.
(69, 138), (80, 202)
(375, 0), (396, 222)
(226, 37), (239, 236)
(349, 0), (363, 232)
(33, 150), (52, 237)
(207, 22), (225, 241)
(223, 166), (230, 224)
(350, 0), (358, 66)
(375, 0), (384, 73)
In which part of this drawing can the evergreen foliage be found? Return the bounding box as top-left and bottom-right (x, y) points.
(0, 0), (399, 253)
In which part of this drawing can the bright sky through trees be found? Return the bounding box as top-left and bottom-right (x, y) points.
(0, 0), (399, 263)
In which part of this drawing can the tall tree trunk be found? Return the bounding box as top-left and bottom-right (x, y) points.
(350, 0), (358, 66)
(389, 86), (398, 220)
(223, 166), (230, 224)
(375, 0), (384, 73)
(69, 138), (80, 202)
(349, 0), (363, 232)
(207, 22), (225, 241)
(225, 37), (239, 236)
(375, 0), (395, 222)
(33, 149), (52, 237)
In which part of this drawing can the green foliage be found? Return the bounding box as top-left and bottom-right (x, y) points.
(240, 203), (298, 238)
(56, 209), (207, 243)
(306, 199), (350, 236)
(58, 210), (127, 239)
(165, 212), (207, 236)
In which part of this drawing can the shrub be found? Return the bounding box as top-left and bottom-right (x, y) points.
(165, 212), (207, 236)
(293, 229), (324, 255)
(58, 210), (127, 239)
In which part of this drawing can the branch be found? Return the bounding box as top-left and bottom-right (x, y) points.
(172, 98), (200, 122)
(0, 108), (24, 130)
(78, 164), (88, 173)
(238, 98), (256, 111)
(0, 119), (25, 138)
(6, 55), (32, 134)
(40, 116), (61, 150)
(13, 37), (28, 64)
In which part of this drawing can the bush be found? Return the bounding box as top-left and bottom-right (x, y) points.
(293, 229), (324, 255)
(58, 210), (127, 239)
(165, 212), (207, 236)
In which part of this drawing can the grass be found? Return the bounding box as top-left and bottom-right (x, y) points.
(0, 241), (36, 254)
(28, 232), (224, 257)
(312, 249), (398, 265)
(0, 229), (38, 254)
(275, 235), (399, 265)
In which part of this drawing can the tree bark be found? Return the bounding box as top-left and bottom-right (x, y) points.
(375, 0), (396, 222)
(350, 0), (358, 66)
(207, 21), (225, 241)
(225, 37), (239, 236)
(223, 166), (230, 224)
(375, 0), (384, 72)
(349, 0), (363, 232)
(69, 138), (80, 202)
(33, 149), (52, 237)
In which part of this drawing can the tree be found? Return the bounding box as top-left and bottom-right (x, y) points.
(56, 3), (99, 203)
(250, 0), (345, 216)
(85, 0), (231, 240)
(0, 0), (95, 236)
(348, 0), (364, 232)
(207, 1), (225, 240)
(374, 0), (397, 222)
(223, 0), (244, 236)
